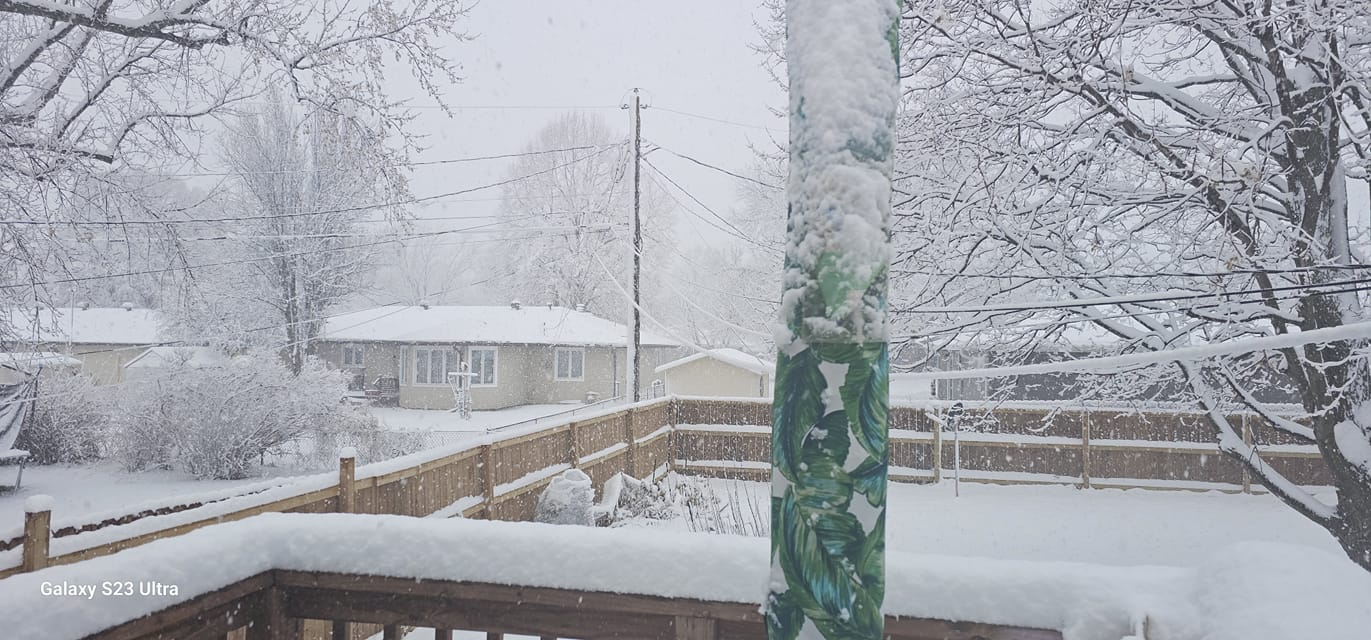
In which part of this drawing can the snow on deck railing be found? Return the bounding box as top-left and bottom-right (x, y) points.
(0, 513), (1115, 640)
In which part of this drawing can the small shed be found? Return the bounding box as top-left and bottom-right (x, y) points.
(655, 348), (774, 398)
(123, 346), (228, 379)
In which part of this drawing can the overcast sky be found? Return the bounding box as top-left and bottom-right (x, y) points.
(386, 0), (787, 247)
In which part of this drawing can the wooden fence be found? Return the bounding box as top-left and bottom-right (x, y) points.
(3, 398), (676, 579)
(671, 398), (1331, 491)
(4, 396), (1335, 580)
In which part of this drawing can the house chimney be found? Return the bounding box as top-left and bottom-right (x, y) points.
(121, 301), (134, 311)
(419, 299), (431, 310)
(78, 301), (91, 310)
(510, 300), (522, 310)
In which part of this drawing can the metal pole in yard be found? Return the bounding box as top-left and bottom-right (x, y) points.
(950, 402), (963, 498)
(768, 2), (900, 638)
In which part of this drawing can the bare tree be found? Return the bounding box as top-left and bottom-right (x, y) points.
(834, 1), (1371, 569)
(489, 111), (673, 318)
(219, 91), (394, 373)
(0, 0), (469, 316)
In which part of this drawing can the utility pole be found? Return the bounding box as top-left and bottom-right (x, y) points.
(629, 88), (643, 402)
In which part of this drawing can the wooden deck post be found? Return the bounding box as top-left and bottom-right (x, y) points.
(485, 633), (503, 640)
(331, 620), (351, 640)
(338, 449), (357, 514)
(674, 615), (718, 639)
(21, 496), (51, 573)
(247, 587), (297, 640)
(931, 411), (943, 483)
(1241, 414), (1252, 494)
(481, 444), (497, 519)
(432, 630), (453, 640)
(382, 624), (401, 640)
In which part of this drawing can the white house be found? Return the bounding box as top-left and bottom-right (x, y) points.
(2, 306), (163, 384)
(655, 348), (774, 398)
(315, 303), (683, 410)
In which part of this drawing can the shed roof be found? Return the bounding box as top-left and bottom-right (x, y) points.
(124, 346), (228, 370)
(655, 348), (774, 376)
(320, 305), (679, 347)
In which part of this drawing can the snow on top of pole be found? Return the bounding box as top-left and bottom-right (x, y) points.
(780, 0), (899, 346)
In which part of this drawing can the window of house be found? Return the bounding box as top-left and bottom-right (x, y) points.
(341, 344), (365, 367)
(554, 347), (584, 381)
(413, 347), (460, 385)
(469, 347), (497, 387)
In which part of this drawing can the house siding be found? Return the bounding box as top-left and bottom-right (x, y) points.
(316, 340), (682, 410)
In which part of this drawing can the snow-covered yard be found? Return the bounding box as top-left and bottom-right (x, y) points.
(0, 403), (583, 530)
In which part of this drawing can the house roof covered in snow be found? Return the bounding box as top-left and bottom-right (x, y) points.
(124, 346), (228, 370)
(2, 307), (163, 345)
(655, 348), (774, 376)
(319, 305), (679, 348)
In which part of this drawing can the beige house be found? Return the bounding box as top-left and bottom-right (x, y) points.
(2, 306), (162, 384)
(655, 348), (774, 398)
(316, 304), (682, 410)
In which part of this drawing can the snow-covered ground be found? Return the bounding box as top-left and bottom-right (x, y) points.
(0, 403), (581, 532)
(372, 404), (575, 433)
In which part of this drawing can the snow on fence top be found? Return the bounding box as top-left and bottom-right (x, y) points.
(2, 307), (163, 345)
(321, 304), (679, 347)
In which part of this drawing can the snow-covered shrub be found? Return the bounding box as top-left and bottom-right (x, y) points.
(16, 374), (112, 464)
(310, 423), (431, 467)
(534, 468), (595, 526)
(114, 353), (364, 479)
(598, 473), (767, 536)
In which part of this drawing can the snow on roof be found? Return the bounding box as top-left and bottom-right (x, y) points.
(655, 348), (774, 376)
(2, 307), (163, 345)
(320, 305), (679, 347)
(0, 351), (82, 371)
(124, 346), (227, 370)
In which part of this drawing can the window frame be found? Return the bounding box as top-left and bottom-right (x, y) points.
(468, 346), (498, 388)
(554, 347), (585, 382)
(341, 343), (365, 367)
(411, 346), (462, 386)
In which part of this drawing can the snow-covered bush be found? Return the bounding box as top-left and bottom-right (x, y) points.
(598, 473), (767, 536)
(114, 353), (367, 479)
(16, 374), (112, 464)
(310, 424), (431, 467)
(534, 468), (596, 526)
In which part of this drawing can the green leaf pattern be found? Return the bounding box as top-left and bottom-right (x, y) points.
(770, 343), (888, 639)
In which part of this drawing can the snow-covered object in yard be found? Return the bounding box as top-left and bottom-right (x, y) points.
(1, 307), (162, 345)
(321, 305), (678, 347)
(0, 376), (36, 452)
(534, 468), (595, 526)
(0, 513), (1367, 640)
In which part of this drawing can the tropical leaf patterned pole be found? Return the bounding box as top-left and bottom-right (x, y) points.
(767, 1), (899, 639)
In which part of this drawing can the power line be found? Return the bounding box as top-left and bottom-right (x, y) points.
(0, 144), (624, 227)
(896, 275), (1371, 315)
(894, 264), (1371, 281)
(642, 158), (781, 254)
(646, 142), (782, 190)
(143, 144), (611, 178)
(649, 105), (785, 133)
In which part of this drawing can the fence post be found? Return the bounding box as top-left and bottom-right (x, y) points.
(569, 421), (581, 468)
(338, 448), (357, 514)
(931, 410), (943, 483)
(481, 443), (497, 519)
(1081, 410), (1092, 490)
(21, 495), (51, 573)
(624, 409), (638, 479)
(1241, 414), (1252, 494)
